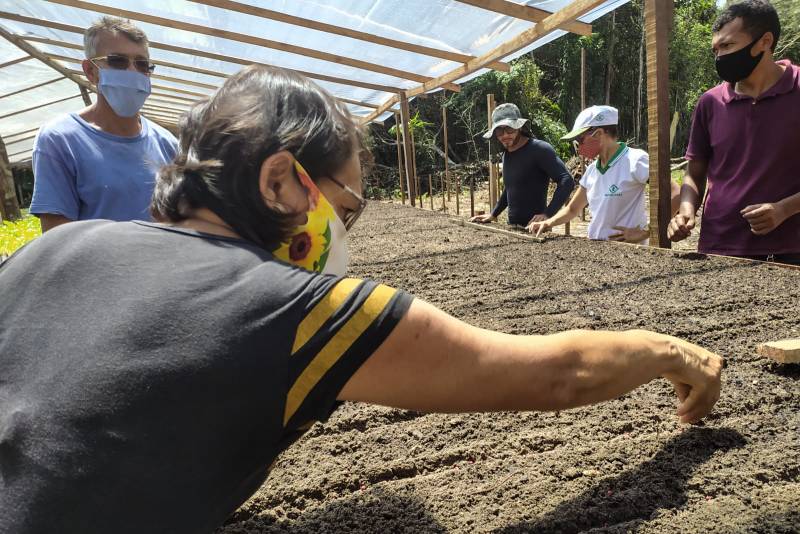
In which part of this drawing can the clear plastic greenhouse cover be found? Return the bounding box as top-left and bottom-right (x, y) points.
(0, 0), (629, 163)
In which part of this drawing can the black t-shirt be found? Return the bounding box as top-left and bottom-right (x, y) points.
(0, 220), (412, 534)
(491, 137), (574, 225)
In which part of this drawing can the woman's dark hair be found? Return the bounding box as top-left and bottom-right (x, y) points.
(713, 0), (780, 52)
(151, 65), (361, 249)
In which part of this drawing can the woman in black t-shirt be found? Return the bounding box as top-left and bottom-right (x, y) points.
(0, 66), (722, 534)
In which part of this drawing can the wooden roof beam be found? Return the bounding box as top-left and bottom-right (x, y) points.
(0, 94), (83, 121)
(406, 0), (608, 99)
(187, 0), (509, 72)
(3, 126), (40, 140)
(0, 24), (95, 93)
(455, 0), (592, 36)
(360, 0), (607, 124)
(0, 55), (32, 69)
(0, 76), (66, 100)
(3, 15), (410, 93)
(4, 133), (38, 146)
(42, 0), (460, 91)
(8, 148), (33, 159)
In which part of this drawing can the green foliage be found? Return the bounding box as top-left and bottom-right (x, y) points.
(367, 0), (800, 198)
(0, 214), (41, 258)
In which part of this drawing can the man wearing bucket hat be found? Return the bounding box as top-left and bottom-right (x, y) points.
(470, 103), (574, 227)
(529, 105), (679, 244)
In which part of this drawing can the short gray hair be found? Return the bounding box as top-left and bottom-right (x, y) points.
(84, 16), (149, 59)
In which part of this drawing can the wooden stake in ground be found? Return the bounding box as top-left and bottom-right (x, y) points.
(487, 94), (497, 208)
(456, 172), (461, 215)
(399, 94), (416, 206)
(757, 339), (800, 364)
(441, 173), (446, 211)
(410, 126), (419, 201)
(442, 101), (450, 202)
(428, 174), (433, 210)
(470, 174), (475, 217)
(394, 112), (406, 204)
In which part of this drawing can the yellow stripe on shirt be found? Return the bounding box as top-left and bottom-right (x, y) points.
(291, 278), (362, 355)
(284, 284), (397, 426)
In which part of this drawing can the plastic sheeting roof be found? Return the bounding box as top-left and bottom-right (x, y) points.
(0, 0), (629, 164)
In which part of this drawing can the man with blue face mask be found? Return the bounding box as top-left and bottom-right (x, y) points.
(30, 17), (178, 232)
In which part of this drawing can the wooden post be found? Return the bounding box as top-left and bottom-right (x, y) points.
(428, 174), (433, 210)
(394, 112), (406, 204)
(487, 94), (497, 209)
(0, 135), (22, 221)
(456, 172), (461, 215)
(644, 0), (673, 248)
(410, 124), (421, 210)
(442, 102), (451, 202)
(580, 46), (587, 223)
(581, 47), (587, 109)
(399, 93), (416, 206)
(470, 174), (475, 217)
(441, 173), (446, 211)
(416, 172), (421, 209)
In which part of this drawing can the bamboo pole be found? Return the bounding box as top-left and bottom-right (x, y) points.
(644, 0), (673, 248)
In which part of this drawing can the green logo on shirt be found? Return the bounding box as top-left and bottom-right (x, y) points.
(606, 184), (621, 197)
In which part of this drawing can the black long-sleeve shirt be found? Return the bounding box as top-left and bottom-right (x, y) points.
(491, 137), (574, 225)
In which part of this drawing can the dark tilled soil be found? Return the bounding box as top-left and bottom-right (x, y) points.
(219, 201), (800, 534)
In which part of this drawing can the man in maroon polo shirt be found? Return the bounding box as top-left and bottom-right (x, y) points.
(669, 0), (800, 265)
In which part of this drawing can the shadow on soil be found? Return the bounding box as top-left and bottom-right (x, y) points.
(220, 487), (445, 534)
(495, 427), (746, 534)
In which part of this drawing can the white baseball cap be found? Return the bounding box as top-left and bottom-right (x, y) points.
(561, 105), (619, 140)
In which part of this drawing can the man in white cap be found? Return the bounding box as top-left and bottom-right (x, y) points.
(470, 103), (574, 227)
(529, 105), (678, 244)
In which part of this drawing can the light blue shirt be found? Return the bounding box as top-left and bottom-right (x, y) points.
(30, 113), (177, 221)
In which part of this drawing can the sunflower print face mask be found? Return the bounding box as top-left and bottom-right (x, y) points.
(271, 160), (349, 276)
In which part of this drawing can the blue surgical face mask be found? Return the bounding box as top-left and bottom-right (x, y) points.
(97, 68), (151, 117)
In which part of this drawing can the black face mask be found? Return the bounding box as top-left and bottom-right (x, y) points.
(715, 35), (765, 83)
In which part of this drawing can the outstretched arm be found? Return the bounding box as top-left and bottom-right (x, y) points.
(340, 299), (722, 424)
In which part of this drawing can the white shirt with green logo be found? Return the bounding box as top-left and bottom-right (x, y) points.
(579, 143), (649, 244)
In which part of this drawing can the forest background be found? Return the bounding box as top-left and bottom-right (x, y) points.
(364, 0), (800, 198)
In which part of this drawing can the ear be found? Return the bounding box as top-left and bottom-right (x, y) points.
(82, 59), (99, 85)
(758, 32), (774, 55)
(258, 150), (309, 215)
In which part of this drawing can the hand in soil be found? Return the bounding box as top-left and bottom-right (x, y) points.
(527, 220), (551, 236)
(656, 333), (723, 424)
(528, 213), (548, 224)
(470, 214), (496, 224)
